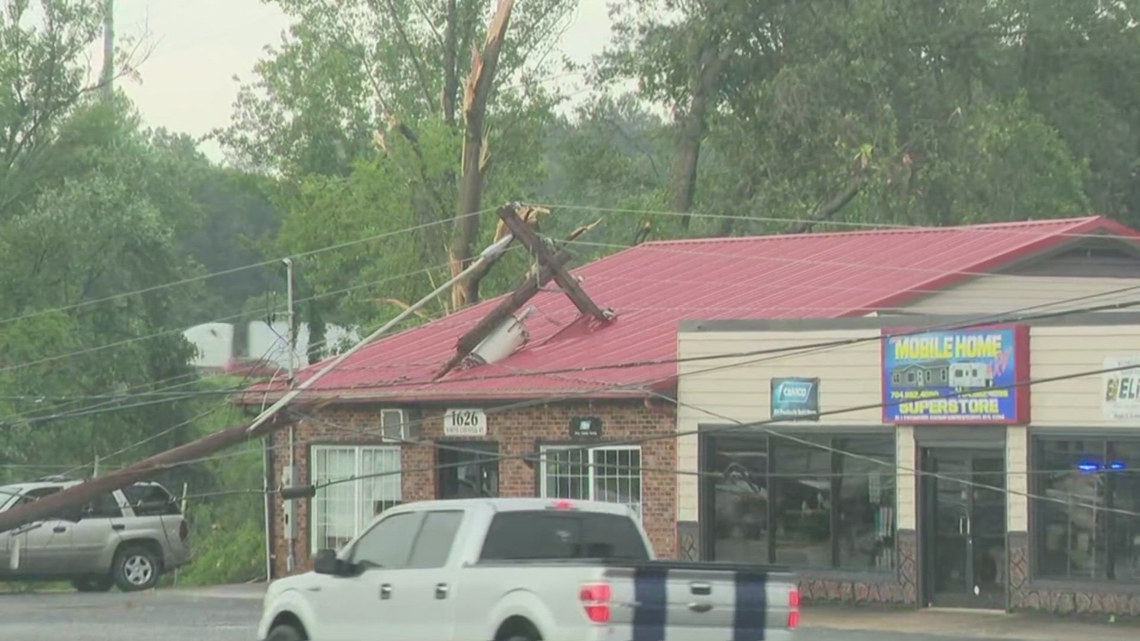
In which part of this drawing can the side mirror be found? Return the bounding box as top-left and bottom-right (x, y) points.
(313, 549), (349, 576)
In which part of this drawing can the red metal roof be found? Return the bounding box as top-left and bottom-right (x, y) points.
(241, 215), (1139, 403)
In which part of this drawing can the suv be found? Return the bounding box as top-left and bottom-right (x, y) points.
(0, 478), (192, 592)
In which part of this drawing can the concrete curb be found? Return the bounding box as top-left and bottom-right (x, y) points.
(801, 606), (1140, 640)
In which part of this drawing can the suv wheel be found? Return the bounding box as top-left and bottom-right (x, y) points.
(112, 545), (160, 592)
(71, 577), (114, 593)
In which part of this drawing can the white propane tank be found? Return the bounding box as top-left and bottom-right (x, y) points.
(468, 306), (534, 366)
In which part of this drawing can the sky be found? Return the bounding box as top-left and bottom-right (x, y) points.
(107, 0), (616, 161)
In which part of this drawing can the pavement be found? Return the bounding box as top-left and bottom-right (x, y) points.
(804, 604), (1140, 640)
(1, 581), (1138, 640)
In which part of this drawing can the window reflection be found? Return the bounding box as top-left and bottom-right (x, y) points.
(773, 438), (832, 567)
(1033, 438), (1140, 582)
(711, 436), (769, 562)
(705, 432), (895, 570)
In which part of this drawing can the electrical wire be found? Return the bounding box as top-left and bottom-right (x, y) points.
(0, 251), (491, 377)
(535, 202), (1138, 240)
(246, 290), (1140, 392)
(276, 357), (1140, 520)
(0, 209), (1123, 374)
(88, 280), (1140, 479)
(0, 208), (496, 329)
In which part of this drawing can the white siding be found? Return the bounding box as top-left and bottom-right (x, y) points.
(677, 322), (1140, 534)
(1029, 325), (1140, 428)
(676, 328), (890, 523)
(898, 274), (1140, 315)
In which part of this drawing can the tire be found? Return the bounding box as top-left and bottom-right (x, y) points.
(71, 576), (114, 593)
(112, 545), (161, 592)
(266, 624), (306, 641)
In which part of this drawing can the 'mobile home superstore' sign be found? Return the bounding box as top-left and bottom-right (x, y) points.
(881, 324), (1030, 425)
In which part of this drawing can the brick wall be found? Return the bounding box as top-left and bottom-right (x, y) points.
(267, 398), (677, 578)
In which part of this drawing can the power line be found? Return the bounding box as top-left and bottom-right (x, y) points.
(0, 253), (483, 375)
(274, 352), (1140, 519)
(248, 290), (1140, 394)
(0, 208), (495, 329)
(537, 202), (1135, 240)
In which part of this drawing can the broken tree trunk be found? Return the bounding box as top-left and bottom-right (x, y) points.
(672, 45), (725, 230)
(449, 0), (515, 311)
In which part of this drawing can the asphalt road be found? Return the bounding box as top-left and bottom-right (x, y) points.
(0, 587), (258, 641)
(0, 586), (1127, 641)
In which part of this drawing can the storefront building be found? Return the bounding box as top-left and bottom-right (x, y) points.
(676, 314), (1140, 616)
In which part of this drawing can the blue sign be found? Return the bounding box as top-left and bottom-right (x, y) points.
(881, 324), (1030, 425)
(771, 377), (820, 421)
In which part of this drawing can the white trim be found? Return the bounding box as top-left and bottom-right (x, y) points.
(309, 444), (401, 554)
(538, 445), (643, 517)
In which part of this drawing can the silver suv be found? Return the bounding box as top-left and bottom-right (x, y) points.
(0, 478), (192, 592)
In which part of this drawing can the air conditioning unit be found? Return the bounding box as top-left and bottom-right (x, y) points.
(380, 409), (408, 442)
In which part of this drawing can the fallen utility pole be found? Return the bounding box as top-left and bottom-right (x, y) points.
(0, 232), (517, 535)
(498, 203), (613, 322)
(434, 211), (605, 379)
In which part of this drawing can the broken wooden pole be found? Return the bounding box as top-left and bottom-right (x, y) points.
(498, 203), (613, 322)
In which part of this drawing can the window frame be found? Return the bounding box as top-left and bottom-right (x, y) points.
(309, 444), (403, 555)
(537, 444), (643, 518)
(1029, 434), (1140, 584)
(345, 510), (422, 569)
(698, 426), (897, 572)
(406, 509), (465, 568)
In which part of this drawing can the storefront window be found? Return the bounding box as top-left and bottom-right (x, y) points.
(773, 437), (833, 567)
(704, 431), (896, 570)
(1033, 438), (1140, 582)
(836, 437), (897, 570)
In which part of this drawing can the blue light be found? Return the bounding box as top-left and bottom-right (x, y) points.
(1078, 461), (1099, 472)
(1109, 461), (1127, 471)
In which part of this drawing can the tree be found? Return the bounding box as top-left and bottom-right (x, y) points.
(220, 0), (578, 336)
(594, 0), (1098, 235)
(0, 2), (215, 474)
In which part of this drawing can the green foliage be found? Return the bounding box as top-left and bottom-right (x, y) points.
(165, 375), (267, 586)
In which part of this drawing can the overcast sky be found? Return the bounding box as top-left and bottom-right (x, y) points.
(106, 1), (615, 160)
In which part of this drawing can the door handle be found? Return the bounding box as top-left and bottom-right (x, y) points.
(52, 526), (66, 533)
(379, 583), (392, 600)
(111, 524), (125, 531)
(435, 583), (449, 599)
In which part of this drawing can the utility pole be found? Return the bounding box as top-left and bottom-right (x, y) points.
(100, 0), (115, 98)
(0, 224), (520, 535)
(282, 258), (296, 386)
(281, 257), (297, 573)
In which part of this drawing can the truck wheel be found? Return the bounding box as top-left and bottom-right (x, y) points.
(71, 577), (114, 592)
(266, 624), (306, 641)
(112, 545), (160, 592)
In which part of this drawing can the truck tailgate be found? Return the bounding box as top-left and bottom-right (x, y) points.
(603, 562), (797, 641)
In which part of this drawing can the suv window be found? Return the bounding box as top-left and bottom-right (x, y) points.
(83, 492), (123, 519)
(122, 484), (180, 516)
(480, 510), (650, 562)
(349, 511), (422, 569)
(14, 486), (62, 508)
(407, 511), (463, 568)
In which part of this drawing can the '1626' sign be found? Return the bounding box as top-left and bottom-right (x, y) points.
(443, 408), (488, 436)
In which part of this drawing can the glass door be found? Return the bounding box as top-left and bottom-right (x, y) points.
(437, 442), (499, 499)
(922, 448), (1006, 609)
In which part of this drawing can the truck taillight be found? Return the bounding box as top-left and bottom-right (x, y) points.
(787, 587), (800, 629)
(579, 582), (612, 624)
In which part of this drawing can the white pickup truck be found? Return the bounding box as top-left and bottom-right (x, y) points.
(257, 497), (800, 641)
